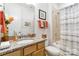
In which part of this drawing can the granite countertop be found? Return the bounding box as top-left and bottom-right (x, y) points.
(0, 38), (46, 55)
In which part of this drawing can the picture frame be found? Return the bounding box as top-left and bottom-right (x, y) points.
(24, 22), (31, 26)
(39, 9), (46, 20)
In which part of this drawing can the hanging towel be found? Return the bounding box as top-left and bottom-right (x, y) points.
(46, 20), (48, 28)
(38, 20), (44, 28)
(0, 11), (6, 33)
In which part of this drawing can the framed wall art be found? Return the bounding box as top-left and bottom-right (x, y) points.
(39, 9), (46, 20)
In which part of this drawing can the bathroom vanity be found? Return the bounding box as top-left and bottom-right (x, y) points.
(0, 39), (46, 56)
(0, 3), (46, 56)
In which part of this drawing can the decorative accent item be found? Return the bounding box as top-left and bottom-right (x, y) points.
(5, 16), (14, 24)
(39, 9), (46, 20)
(0, 11), (7, 41)
(41, 34), (47, 39)
(1, 16), (14, 41)
(27, 32), (36, 40)
(38, 10), (48, 39)
(38, 20), (48, 29)
(24, 22), (31, 26)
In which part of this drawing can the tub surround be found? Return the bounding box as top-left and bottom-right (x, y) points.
(0, 38), (46, 56)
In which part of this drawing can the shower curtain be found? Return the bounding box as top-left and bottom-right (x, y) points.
(60, 3), (79, 56)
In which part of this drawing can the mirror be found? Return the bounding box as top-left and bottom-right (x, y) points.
(3, 3), (35, 36)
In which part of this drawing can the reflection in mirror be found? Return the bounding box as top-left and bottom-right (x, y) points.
(3, 3), (35, 37)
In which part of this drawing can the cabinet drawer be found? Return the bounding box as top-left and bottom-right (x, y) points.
(38, 42), (45, 50)
(32, 48), (45, 56)
(24, 44), (36, 56)
(4, 50), (21, 56)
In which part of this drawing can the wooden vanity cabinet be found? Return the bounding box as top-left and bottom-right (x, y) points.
(2, 41), (45, 56)
(37, 41), (45, 50)
(24, 41), (45, 56)
(24, 44), (36, 56)
(32, 48), (45, 56)
(4, 49), (22, 56)
(32, 41), (45, 56)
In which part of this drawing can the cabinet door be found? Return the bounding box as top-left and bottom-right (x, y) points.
(38, 42), (45, 50)
(24, 44), (36, 56)
(4, 50), (22, 56)
(32, 48), (45, 56)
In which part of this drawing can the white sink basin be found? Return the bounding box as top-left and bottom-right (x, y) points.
(16, 40), (34, 45)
